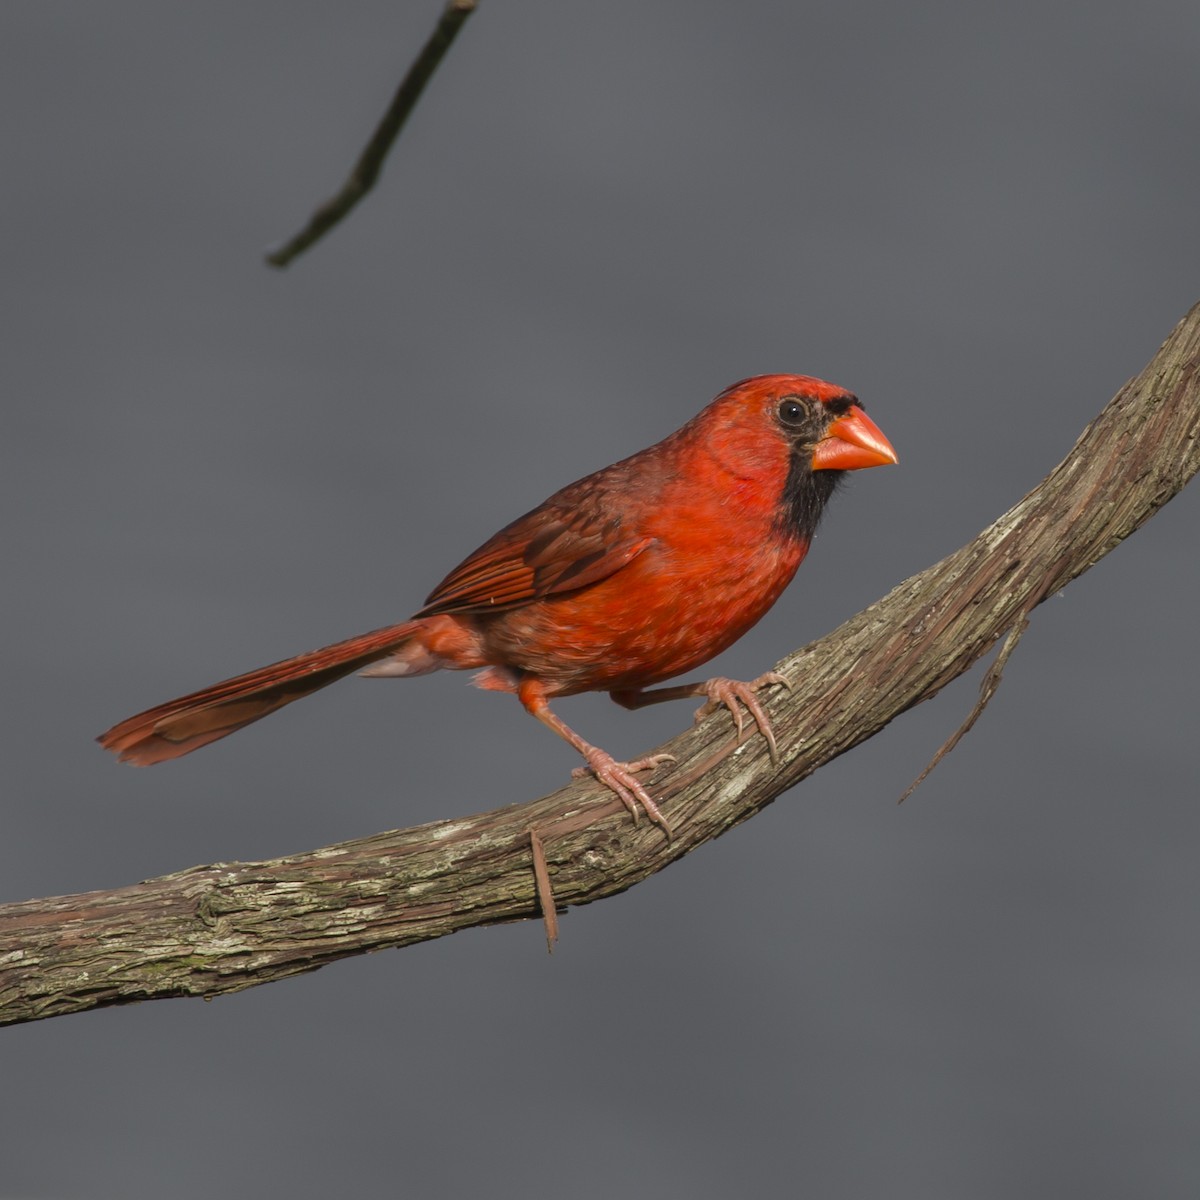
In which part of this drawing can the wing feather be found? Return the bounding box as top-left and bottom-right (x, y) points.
(416, 491), (654, 617)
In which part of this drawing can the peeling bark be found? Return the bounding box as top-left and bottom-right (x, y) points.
(3, 302), (1198, 1026)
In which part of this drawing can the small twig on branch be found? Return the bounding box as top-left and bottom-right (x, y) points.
(529, 828), (559, 951)
(265, 0), (478, 269)
(898, 590), (1041, 804)
(2, 302), (1198, 1026)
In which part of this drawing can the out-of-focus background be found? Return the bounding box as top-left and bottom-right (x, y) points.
(4, 3), (1198, 1197)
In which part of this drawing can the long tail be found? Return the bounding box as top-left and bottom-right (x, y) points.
(97, 621), (422, 766)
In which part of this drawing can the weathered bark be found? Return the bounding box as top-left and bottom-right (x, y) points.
(3, 302), (1198, 1026)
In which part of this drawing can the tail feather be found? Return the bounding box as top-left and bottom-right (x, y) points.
(98, 621), (422, 766)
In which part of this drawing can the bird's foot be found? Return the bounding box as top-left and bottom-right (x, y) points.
(572, 751), (676, 837)
(693, 672), (791, 762)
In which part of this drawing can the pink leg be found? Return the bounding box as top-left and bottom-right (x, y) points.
(611, 671), (791, 762)
(517, 676), (675, 837)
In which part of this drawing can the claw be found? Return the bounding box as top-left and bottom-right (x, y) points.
(693, 672), (789, 763)
(574, 749), (675, 838)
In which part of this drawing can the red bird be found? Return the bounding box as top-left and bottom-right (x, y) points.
(99, 375), (896, 833)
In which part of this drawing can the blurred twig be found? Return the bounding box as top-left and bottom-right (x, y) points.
(2, 302), (1198, 1026)
(266, 0), (478, 269)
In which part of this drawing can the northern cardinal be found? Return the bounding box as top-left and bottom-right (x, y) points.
(99, 375), (896, 833)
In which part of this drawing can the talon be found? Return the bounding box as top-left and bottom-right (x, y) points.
(572, 751), (675, 781)
(628, 752), (677, 772)
(693, 672), (789, 764)
(577, 748), (674, 839)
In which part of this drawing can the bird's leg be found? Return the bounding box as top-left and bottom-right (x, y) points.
(611, 672), (791, 763)
(517, 676), (674, 837)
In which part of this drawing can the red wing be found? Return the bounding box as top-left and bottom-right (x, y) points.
(416, 499), (654, 617)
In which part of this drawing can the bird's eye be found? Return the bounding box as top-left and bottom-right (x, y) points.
(777, 396), (807, 427)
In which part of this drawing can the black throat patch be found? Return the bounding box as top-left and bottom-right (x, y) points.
(776, 451), (842, 544)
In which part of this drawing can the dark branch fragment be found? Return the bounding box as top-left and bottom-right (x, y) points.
(266, 1), (478, 269)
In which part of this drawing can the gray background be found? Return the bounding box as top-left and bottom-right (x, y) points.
(4, 3), (1198, 1197)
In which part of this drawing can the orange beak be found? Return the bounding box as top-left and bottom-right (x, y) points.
(811, 405), (898, 471)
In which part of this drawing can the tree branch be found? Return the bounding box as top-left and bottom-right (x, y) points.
(3, 302), (1198, 1025)
(265, 1), (478, 269)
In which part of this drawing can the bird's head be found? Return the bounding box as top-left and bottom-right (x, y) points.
(700, 373), (898, 540)
(713, 373), (897, 470)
